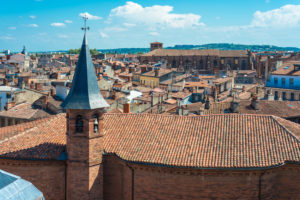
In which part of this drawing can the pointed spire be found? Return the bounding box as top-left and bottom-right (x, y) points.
(61, 33), (109, 109)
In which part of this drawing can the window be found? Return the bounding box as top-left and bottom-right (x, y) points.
(8, 119), (12, 126)
(274, 77), (278, 85)
(282, 92), (286, 101)
(282, 78), (286, 86)
(241, 60), (247, 70)
(291, 93), (295, 101)
(93, 114), (99, 133)
(172, 60), (176, 68)
(213, 60), (218, 67)
(289, 78), (294, 87)
(76, 115), (84, 133)
(274, 91), (278, 100)
(199, 60), (203, 69)
(0, 118), (4, 127)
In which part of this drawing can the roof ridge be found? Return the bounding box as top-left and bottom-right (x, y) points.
(0, 114), (62, 140)
(271, 115), (300, 142)
(104, 113), (276, 118)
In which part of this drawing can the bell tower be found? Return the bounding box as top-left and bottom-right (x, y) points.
(61, 15), (109, 200)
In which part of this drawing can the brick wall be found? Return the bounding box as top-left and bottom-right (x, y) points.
(103, 155), (300, 200)
(0, 155), (299, 200)
(0, 159), (66, 200)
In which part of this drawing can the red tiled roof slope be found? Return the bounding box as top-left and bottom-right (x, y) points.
(103, 114), (300, 168)
(0, 113), (299, 169)
(0, 114), (66, 160)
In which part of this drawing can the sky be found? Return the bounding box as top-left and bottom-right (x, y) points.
(1, 0), (300, 51)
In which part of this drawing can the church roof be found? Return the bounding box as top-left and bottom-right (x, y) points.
(0, 169), (44, 200)
(141, 49), (249, 58)
(61, 34), (109, 109)
(0, 113), (299, 169)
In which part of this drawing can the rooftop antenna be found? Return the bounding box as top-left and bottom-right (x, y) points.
(81, 14), (90, 33)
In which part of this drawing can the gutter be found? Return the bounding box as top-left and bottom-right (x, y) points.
(126, 163), (134, 200)
(258, 171), (266, 200)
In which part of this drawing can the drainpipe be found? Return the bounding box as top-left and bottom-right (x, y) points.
(258, 171), (266, 200)
(126, 164), (135, 200)
(65, 161), (68, 200)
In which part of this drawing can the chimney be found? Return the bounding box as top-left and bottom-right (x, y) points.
(42, 95), (48, 109)
(179, 105), (189, 116)
(123, 103), (130, 113)
(204, 97), (210, 109)
(251, 93), (259, 110)
(35, 83), (43, 91)
(230, 94), (240, 113)
(154, 68), (159, 77)
(151, 92), (154, 107)
(199, 106), (204, 115)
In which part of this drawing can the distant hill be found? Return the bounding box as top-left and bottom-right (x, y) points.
(97, 44), (300, 54)
(29, 43), (300, 54)
(166, 43), (300, 52)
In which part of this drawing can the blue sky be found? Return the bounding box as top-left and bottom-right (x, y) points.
(1, 0), (300, 51)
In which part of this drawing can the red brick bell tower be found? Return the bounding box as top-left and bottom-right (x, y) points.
(61, 20), (109, 199)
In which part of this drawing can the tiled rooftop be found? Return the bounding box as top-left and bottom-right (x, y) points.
(142, 49), (249, 58)
(0, 113), (299, 168)
(0, 103), (50, 120)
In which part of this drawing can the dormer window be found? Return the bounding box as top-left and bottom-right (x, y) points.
(76, 115), (83, 133)
(93, 114), (99, 133)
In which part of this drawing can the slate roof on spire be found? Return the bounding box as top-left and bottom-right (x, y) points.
(61, 34), (109, 109)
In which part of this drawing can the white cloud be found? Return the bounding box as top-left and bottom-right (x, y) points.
(109, 1), (203, 29)
(0, 36), (14, 40)
(28, 24), (38, 28)
(38, 32), (47, 36)
(149, 32), (159, 36)
(123, 22), (136, 27)
(251, 4), (300, 27)
(51, 22), (66, 27)
(100, 32), (109, 38)
(65, 20), (73, 23)
(79, 12), (102, 20)
(29, 15), (36, 19)
(105, 26), (127, 32)
(8, 26), (16, 30)
(58, 34), (68, 38)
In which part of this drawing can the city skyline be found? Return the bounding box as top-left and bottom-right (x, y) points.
(1, 0), (300, 51)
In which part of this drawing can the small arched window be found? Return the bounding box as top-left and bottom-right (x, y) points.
(93, 114), (99, 133)
(76, 115), (84, 133)
(199, 60), (203, 69)
(213, 59), (218, 67)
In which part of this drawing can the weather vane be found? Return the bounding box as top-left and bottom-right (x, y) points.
(81, 14), (90, 33)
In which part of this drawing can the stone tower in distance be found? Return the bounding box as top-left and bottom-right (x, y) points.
(61, 30), (109, 199)
(150, 42), (163, 51)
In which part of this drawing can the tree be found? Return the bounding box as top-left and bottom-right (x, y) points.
(69, 48), (98, 55)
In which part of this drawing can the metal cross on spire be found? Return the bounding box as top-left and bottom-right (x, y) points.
(81, 14), (90, 33)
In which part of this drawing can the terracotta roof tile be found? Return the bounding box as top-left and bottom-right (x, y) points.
(0, 113), (299, 169)
(142, 49), (249, 58)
